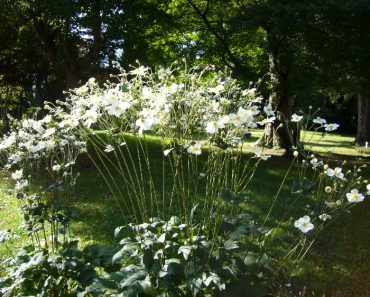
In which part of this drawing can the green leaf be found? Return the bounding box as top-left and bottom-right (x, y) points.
(222, 279), (271, 297)
(30, 252), (45, 266)
(221, 188), (233, 201)
(112, 249), (125, 265)
(265, 227), (288, 240)
(142, 249), (153, 269)
(178, 246), (191, 260)
(244, 252), (259, 266)
(224, 240), (239, 250)
(120, 270), (147, 288)
(115, 226), (124, 237)
(165, 258), (182, 275)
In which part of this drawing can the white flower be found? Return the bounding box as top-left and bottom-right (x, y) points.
(367, 184), (370, 195)
(15, 180), (28, 191)
(319, 213), (331, 221)
(263, 104), (275, 117)
(291, 114), (303, 122)
(32, 121), (45, 134)
(324, 123), (339, 131)
(258, 117), (276, 126)
(219, 115), (230, 125)
(104, 145), (115, 153)
(84, 109), (99, 127)
(310, 158), (322, 168)
(313, 117), (327, 125)
(75, 85), (89, 95)
(9, 153), (23, 164)
(11, 169), (23, 180)
(41, 115), (53, 124)
(250, 105), (260, 115)
(136, 117), (155, 134)
(346, 189), (365, 203)
(163, 148), (174, 156)
(42, 128), (56, 138)
(142, 87), (153, 99)
(52, 164), (62, 171)
(242, 88), (256, 98)
(229, 107), (254, 126)
(129, 66), (149, 76)
(187, 143), (202, 155)
(208, 85), (224, 95)
(205, 120), (225, 134)
(106, 100), (131, 117)
(294, 215), (314, 233)
(326, 167), (344, 179)
(254, 148), (271, 161)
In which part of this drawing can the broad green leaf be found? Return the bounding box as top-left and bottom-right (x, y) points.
(120, 270), (147, 288)
(224, 239), (239, 250)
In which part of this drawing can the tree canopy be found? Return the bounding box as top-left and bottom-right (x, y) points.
(1, 0), (369, 143)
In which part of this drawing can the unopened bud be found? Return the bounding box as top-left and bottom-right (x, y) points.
(293, 151), (299, 158)
(325, 186), (332, 193)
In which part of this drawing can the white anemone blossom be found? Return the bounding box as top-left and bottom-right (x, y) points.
(208, 85), (224, 95)
(263, 104), (275, 117)
(205, 120), (225, 134)
(84, 109), (99, 127)
(313, 117), (327, 125)
(291, 114), (303, 122)
(326, 167), (344, 179)
(15, 180), (28, 191)
(52, 164), (62, 172)
(294, 215), (314, 233)
(104, 145), (115, 153)
(324, 123), (339, 131)
(254, 148), (271, 161)
(346, 189), (365, 203)
(229, 107), (254, 126)
(106, 100), (131, 117)
(129, 66), (149, 76)
(187, 143), (202, 155)
(257, 116), (276, 126)
(136, 117), (156, 134)
(11, 169), (23, 180)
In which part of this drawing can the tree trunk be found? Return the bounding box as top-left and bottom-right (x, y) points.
(263, 50), (295, 155)
(355, 94), (370, 145)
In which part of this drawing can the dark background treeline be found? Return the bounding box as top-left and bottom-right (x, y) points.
(0, 0), (369, 143)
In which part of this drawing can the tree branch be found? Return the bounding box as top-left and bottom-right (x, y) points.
(187, 0), (250, 78)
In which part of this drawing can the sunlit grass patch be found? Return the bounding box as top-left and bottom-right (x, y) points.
(0, 177), (23, 258)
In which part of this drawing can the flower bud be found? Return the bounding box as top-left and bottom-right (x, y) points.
(324, 164), (329, 170)
(293, 151), (299, 158)
(325, 186), (332, 193)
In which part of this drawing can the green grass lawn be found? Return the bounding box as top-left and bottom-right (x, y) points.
(0, 132), (369, 295)
(248, 129), (370, 158)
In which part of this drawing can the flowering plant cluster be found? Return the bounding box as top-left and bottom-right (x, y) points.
(0, 63), (368, 295)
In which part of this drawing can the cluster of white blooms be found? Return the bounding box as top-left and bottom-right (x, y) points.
(0, 63), (365, 239)
(312, 116), (339, 131)
(0, 64), (276, 191)
(53, 65), (277, 157)
(326, 167), (345, 179)
(0, 112), (85, 185)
